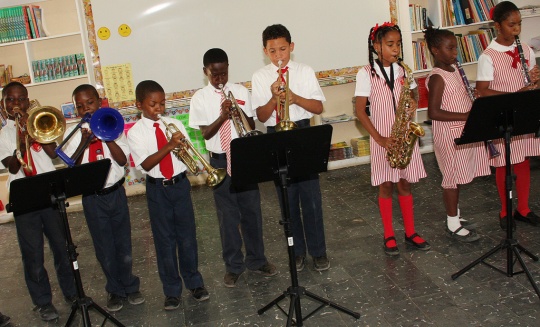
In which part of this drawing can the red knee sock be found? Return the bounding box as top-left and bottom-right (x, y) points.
(514, 159), (531, 216)
(496, 166), (507, 218)
(378, 197), (395, 247)
(398, 194), (425, 243)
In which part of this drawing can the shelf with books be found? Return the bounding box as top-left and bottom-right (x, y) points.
(398, 0), (498, 76)
(0, 0), (93, 108)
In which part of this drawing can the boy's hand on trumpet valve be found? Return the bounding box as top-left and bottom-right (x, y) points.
(271, 79), (284, 98)
(168, 131), (185, 149)
(220, 99), (233, 118)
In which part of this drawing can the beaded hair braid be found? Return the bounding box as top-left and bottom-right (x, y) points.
(368, 23), (405, 77)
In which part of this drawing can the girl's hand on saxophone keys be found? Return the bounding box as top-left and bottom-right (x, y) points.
(406, 98), (418, 114)
(376, 136), (396, 150)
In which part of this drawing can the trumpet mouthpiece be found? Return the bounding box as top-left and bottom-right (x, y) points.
(218, 84), (224, 89)
(157, 114), (162, 119)
(278, 60), (283, 67)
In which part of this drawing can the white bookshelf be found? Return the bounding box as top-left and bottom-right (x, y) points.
(0, 0), (94, 108)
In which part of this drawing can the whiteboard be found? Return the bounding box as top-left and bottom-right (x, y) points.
(89, 0), (390, 93)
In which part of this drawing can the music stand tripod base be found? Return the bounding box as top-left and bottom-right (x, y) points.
(7, 160), (126, 326)
(452, 90), (540, 300)
(231, 125), (361, 325)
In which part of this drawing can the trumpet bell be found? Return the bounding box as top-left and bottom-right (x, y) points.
(90, 107), (125, 141)
(274, 120), (298, 132)
(27, 106), (66, 143)
(207, 168), (227, 187)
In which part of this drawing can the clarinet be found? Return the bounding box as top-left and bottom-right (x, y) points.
(515, 36), (533, 87)
(455, 60), (500, 158)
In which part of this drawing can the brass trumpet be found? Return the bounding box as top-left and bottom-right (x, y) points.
(15, 100), (66, 173)
(157, 114), (225, 187)
(275, 60), (297, 132)
(218, 84), (262, 137)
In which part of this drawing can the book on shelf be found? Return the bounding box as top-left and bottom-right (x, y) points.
(415, 75), (429, 109)
(32, 53), (85, 83)
(0, 5), (47, 43)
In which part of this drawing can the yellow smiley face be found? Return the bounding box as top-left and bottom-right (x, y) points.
(118, 24), (132, 37)
(97, 26), (110, 40)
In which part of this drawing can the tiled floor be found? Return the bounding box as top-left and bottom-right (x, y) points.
(1, 153), (540, 326)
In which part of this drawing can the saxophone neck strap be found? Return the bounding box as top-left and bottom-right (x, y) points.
(376, 60), (397, 112)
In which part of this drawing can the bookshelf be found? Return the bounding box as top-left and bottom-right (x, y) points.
(0, 0), (94, 108)
(398, 0), (540, 122)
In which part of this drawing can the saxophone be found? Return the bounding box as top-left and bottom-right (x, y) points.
(386, 61), (425, 169)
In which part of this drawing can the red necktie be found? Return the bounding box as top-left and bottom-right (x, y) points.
(217, 88), (232, 176)
(22, 142), (39, 177)
(88, 139), (104, 162)
(154, 122), (174, 179)
(505, 47), (528, 69)
(275, 66), (289, 123)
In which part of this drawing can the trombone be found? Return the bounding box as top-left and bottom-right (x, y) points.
(157, 114), (226, 187)
(218, 84), (262, 137)
(15, 101), (66, 173)
(275, 60), (297, 132)
(55, 108), (125, 167)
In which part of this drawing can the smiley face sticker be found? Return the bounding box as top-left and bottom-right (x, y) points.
(97, 27), (111, 40)
(118, 24), (132, 37)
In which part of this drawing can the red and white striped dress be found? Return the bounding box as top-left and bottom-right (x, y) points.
(426, 67), (491, 189)
(478, 42), (540, 167)
(357, 64), (426, 186)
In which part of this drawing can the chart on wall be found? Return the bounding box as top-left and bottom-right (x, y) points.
(88, 0), (390, 93)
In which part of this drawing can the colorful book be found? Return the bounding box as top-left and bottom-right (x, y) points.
(29, 5), (39, 38)
(32, 6), (46, 38)
(460, 0), (474, 24)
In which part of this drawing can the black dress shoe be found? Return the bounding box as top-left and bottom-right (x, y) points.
(513, 211), (540, 226)
(383, 236), (399, 256)
(499, 216), (516, 231)
(404, 233), (431, 251)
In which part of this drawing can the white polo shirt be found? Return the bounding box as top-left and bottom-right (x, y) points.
(189, 82), (253, 153)
(127, 115), (189, 178)
(62, 122), (129, 188)
(251, 60), (326, 127)
(0, 119), (55, 188)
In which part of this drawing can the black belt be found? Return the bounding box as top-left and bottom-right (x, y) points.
(146, 173), (186, 186)
(209, 152), (226, 160)
(95, 178), (125, 196)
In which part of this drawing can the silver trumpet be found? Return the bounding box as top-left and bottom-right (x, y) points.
(218, 84), (262, 137)
(157, 114), (225, 187)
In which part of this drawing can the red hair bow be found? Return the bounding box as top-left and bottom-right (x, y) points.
(370, 22), (395, 41)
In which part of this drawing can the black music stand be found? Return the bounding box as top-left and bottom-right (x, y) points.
(231, 125), (360, 326)
(452, 89), (540, 300)
(7, 160), (126, 327)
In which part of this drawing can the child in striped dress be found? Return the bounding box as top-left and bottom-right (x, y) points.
(476, 1), (540, 230)
(355, 22), (430, 256)
(424, 27), (490, 242)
